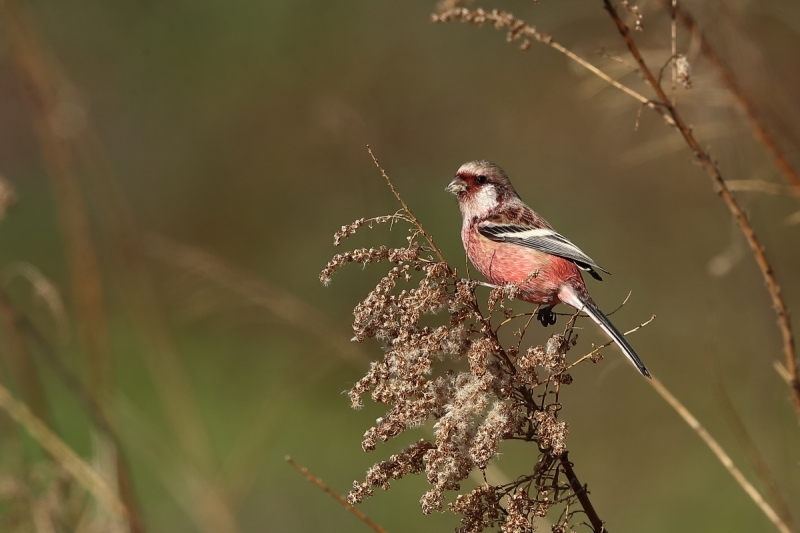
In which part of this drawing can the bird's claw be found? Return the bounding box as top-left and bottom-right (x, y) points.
(536, 306), (557, 327)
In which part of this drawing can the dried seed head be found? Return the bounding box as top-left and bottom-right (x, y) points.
(676, 54), (692, 88)
(469, 402), (526, 468)
(501, 492), (534, 533)
(621, 1), (643, 31)
(534, 410), (569, 456)
(488, 282), (521, 312)
(347, 439), (434, 504)
(450, 485), (502, 532)
(324, 202), (613, 530)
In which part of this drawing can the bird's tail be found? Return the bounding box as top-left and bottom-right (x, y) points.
(559, 287), (651, 378)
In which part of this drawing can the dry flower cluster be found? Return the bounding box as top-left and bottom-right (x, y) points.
(316, 0), (800, 529)
(321, 170), (625, 532)
(431, 8), (552, 51)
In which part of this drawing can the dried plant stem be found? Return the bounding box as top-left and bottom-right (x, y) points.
(648, 377), (790, 533)
(0, 2), (146, 530)
(286, 457), (390, 533)
(670, 0), (677, 105)
(725, 181), (796, 196)
(367, 146), (449, 264)
(566, 315), (655, 371)
(708, 359), (796, 529)
(0, 382), (130, 521)
(559, 453), (607, 533)
(81, 131), (226, 490)
(328, 167), (620, 529)
(6, 293), (147, 533)
(545, 39), (649, 108)
(657, 0), (800, 200)
(2, 2), (237, 530)
(601, 0), (800, 425)
(0, 291), (50, 423)
(432, 9), (675, 124)
(0, 0), (112, 408)
(145, 234), (369, 368)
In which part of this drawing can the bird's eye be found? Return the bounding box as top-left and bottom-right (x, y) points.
(476, 175), (488, 184)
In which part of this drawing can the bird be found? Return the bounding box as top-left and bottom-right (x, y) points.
(446, 160), (651, 378)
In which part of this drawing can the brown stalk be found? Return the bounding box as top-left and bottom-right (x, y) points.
(145, 234), (370, 368)
(0, 2), (145, 531)
(2, 2), (238, 530)
(601, 0), (800, 425)
(707, 357), (796, 529)
(0, 291), (49, 423)
(286, 457), (390, 533)
(11, 302), (145, 531)
(559, 452), (607, 533)
(657, 0), (800, 200)
(648, 377), (790, 533)
(368, 146), (449, 265)
(0, 382), (130, 522)
(0, 0), (112, 412)
(432, 8), (676, 126)
(670, 0), (677, 105)
(725, 181), (796, 196)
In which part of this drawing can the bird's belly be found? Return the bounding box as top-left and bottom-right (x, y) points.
(467, 237), (567, 305)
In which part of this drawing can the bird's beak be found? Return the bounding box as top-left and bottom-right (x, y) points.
(446, 178), (466, 195)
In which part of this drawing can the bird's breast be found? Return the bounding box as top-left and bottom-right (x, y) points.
(463, 227), (584, 305)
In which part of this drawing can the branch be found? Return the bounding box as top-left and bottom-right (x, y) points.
(601, 0), (800, 425)
(725, 180), (796, 196)
(657, 0), (800, 200)
(432, 8), (675, 125)
(648, 377), (791, 533)
(0, 382), (130, 522)
(559, 452), (607, 533)
(367, 146), (449, 265)
(286, 457), (390, 533)
(708, 358), (796, 529)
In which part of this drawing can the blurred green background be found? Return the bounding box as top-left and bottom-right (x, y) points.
(0, 0), (798, 531)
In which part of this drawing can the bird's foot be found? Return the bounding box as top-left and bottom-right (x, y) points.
(536, 305), (557, 327)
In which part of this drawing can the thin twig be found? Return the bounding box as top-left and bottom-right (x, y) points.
(0, 291), (50, 423)
(773, 361), (791, 385)
(724, 180), (795, 196)
(367, 146), (449, 265)
(707, 358), (796, 529)
(286, 457), (390, 533)
(145, 234), (370, 368)
(1, 0), (113, 414)
(670, 0), (677, 105)
(566, 315), (655, 371)
(648, 377), (791, 533)
(431, 9), (675, 126)
(0, 3), (145, 529)
(656, 0), (800, 200)
(0, 382), (130, 522)
(559, 452), (607, 533)
(3, 293), (149, 531)
(601, 0), (800, 425)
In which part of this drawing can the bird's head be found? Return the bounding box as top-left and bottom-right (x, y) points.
(446, 160), (520, 217)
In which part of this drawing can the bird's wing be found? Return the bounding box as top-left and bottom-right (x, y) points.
(477, 223), (610, 280)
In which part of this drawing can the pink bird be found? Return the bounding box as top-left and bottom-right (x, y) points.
(447, 160), (651, 378)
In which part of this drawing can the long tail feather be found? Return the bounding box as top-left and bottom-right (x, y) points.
(559, 288), (651, 378)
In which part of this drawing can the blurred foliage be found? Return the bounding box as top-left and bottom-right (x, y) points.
(0, 0), (798, 531)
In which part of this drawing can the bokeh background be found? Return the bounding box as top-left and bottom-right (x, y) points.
(0, 0), (798, 531)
